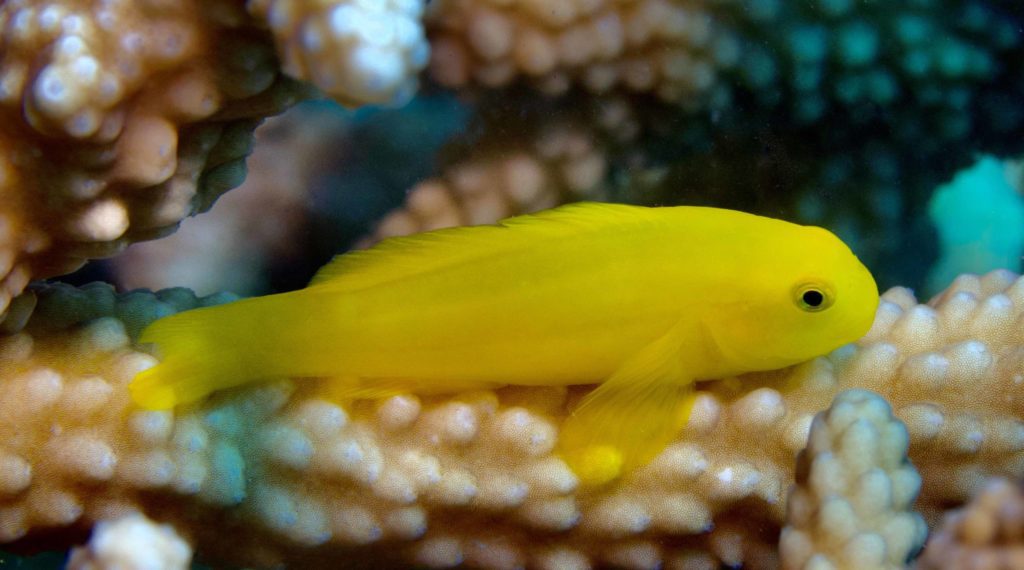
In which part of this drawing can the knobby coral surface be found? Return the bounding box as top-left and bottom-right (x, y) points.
(426, 0), (1022, 125)
(781, 389), (926, 569)
(66, 513), (192, 570)
(3, 1), (1024, 567)
(111, 104), (348, 296)
(916, 477), (1024, 569)
(0, 0), (313, 325)
(0, 0), (435, 325)
(361, 100), (637, 246)
(250, 0), (429, 107)
(424, 0), (1024, 291)
(0, 269), (1022, 568)
(427, 0), (738, 105)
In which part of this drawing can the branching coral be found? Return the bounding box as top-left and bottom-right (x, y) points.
(110, 104), (347, 295)
(249, 0), (429, 107)
(917, 477), (1024, 569)
(0, 269), (1022, 568)
(427, 0), (739, 105)
(3, 0), (1024, 567)
(361, 99), (638, 244)
(0, 0), (312, 323)
(423, 0), (1024, 291)
(312, 91), (661, 258)
(66, 513), (192, 570)
(0, 0), (434, 322)
(426, 0), (1022, 125)
(781, 389), (927, 569)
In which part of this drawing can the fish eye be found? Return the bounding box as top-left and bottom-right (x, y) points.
(794, 283), (833, 312)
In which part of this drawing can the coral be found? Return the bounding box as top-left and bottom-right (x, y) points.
(349, 93), (643, 249)
(0, 0), (311, 322)
(0, 0), (434, 320)
(780, 389), (927, 569)
(3, 0), (1024, 567)
(424, 0), (1024, 291)
(0, 269), (1022, 567)
(717, 1), (1022, 132)
(249, 0), (430, 107)
(66, 513), (192, 570)
(926, 155), (1024, 296)
(425, 0), (1022, 125)
(110, 104), (347, 296)
(916, 477), (1024, 569)
(427, 0), (739, 106)
(361, 103), (632, 244)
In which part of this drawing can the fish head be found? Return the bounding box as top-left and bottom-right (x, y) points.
(707, 224), (879, 372)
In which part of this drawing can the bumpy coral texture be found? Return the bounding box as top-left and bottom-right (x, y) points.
(427, 0), (739, 105)
(357, 95), (641, 250)
(423, 0), (1024, 294)
(426, 0), (1020, 123)
(362, 108), (629, 245)
(110, 105), (347, 295)
(781, 389), (927, 569)
(0, 270), (1021, 568)
(0, 0), (312, 325)
(0, 0), (433, 324)
(917, 477), (1024, 569)
(66, 513), (192, 570)
(249, 0), (430, 107)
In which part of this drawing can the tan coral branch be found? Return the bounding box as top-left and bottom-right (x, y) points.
(0, 0), (313, 323)
(916, 477), (1024, 569)
(0, 270), (1022, 567)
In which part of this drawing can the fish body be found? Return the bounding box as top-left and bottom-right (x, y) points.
(131, 203), (879, 483)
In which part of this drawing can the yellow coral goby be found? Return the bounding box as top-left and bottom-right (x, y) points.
(131, 203), (878, 484)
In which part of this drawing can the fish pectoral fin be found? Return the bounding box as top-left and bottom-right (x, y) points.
(558, 327), (696, 487)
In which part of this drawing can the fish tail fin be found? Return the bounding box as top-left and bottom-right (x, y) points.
(130, 304), (253, 410)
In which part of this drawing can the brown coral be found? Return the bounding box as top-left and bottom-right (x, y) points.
(110, 104), (346, 295)
(781, 389), (927, 569)
(249, 0), (430, 107)
(0, 0), (313, 324)
(916, 477), (1024, 569)
(365, 124), (609, 244)
(362, 98), (639, 245)
(0, 269), (1022, 567)
(426, 0), (739, 105)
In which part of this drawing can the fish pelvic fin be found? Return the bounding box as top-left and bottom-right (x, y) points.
(558, 321), (696, 486)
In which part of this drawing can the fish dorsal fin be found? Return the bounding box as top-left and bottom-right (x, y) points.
(308, 202), (653, 290)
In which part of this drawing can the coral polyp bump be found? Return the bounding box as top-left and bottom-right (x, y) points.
(2, 0), (1024, 567)
(0, 268), (1022, 567)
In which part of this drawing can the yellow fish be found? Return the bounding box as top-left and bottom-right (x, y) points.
(131, 203), (878, 484)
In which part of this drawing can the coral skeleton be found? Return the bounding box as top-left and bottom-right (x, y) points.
(0, 269), (1021, 567)
(916, 477), (1024, 569)
(66, 513), (192, 570)
(0, 0), (311, 322)
(250, 0), (429, 107)
(2, 0), (1024, 567)
(780, 389), (927, 569)
(0, 0), (430, 321)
